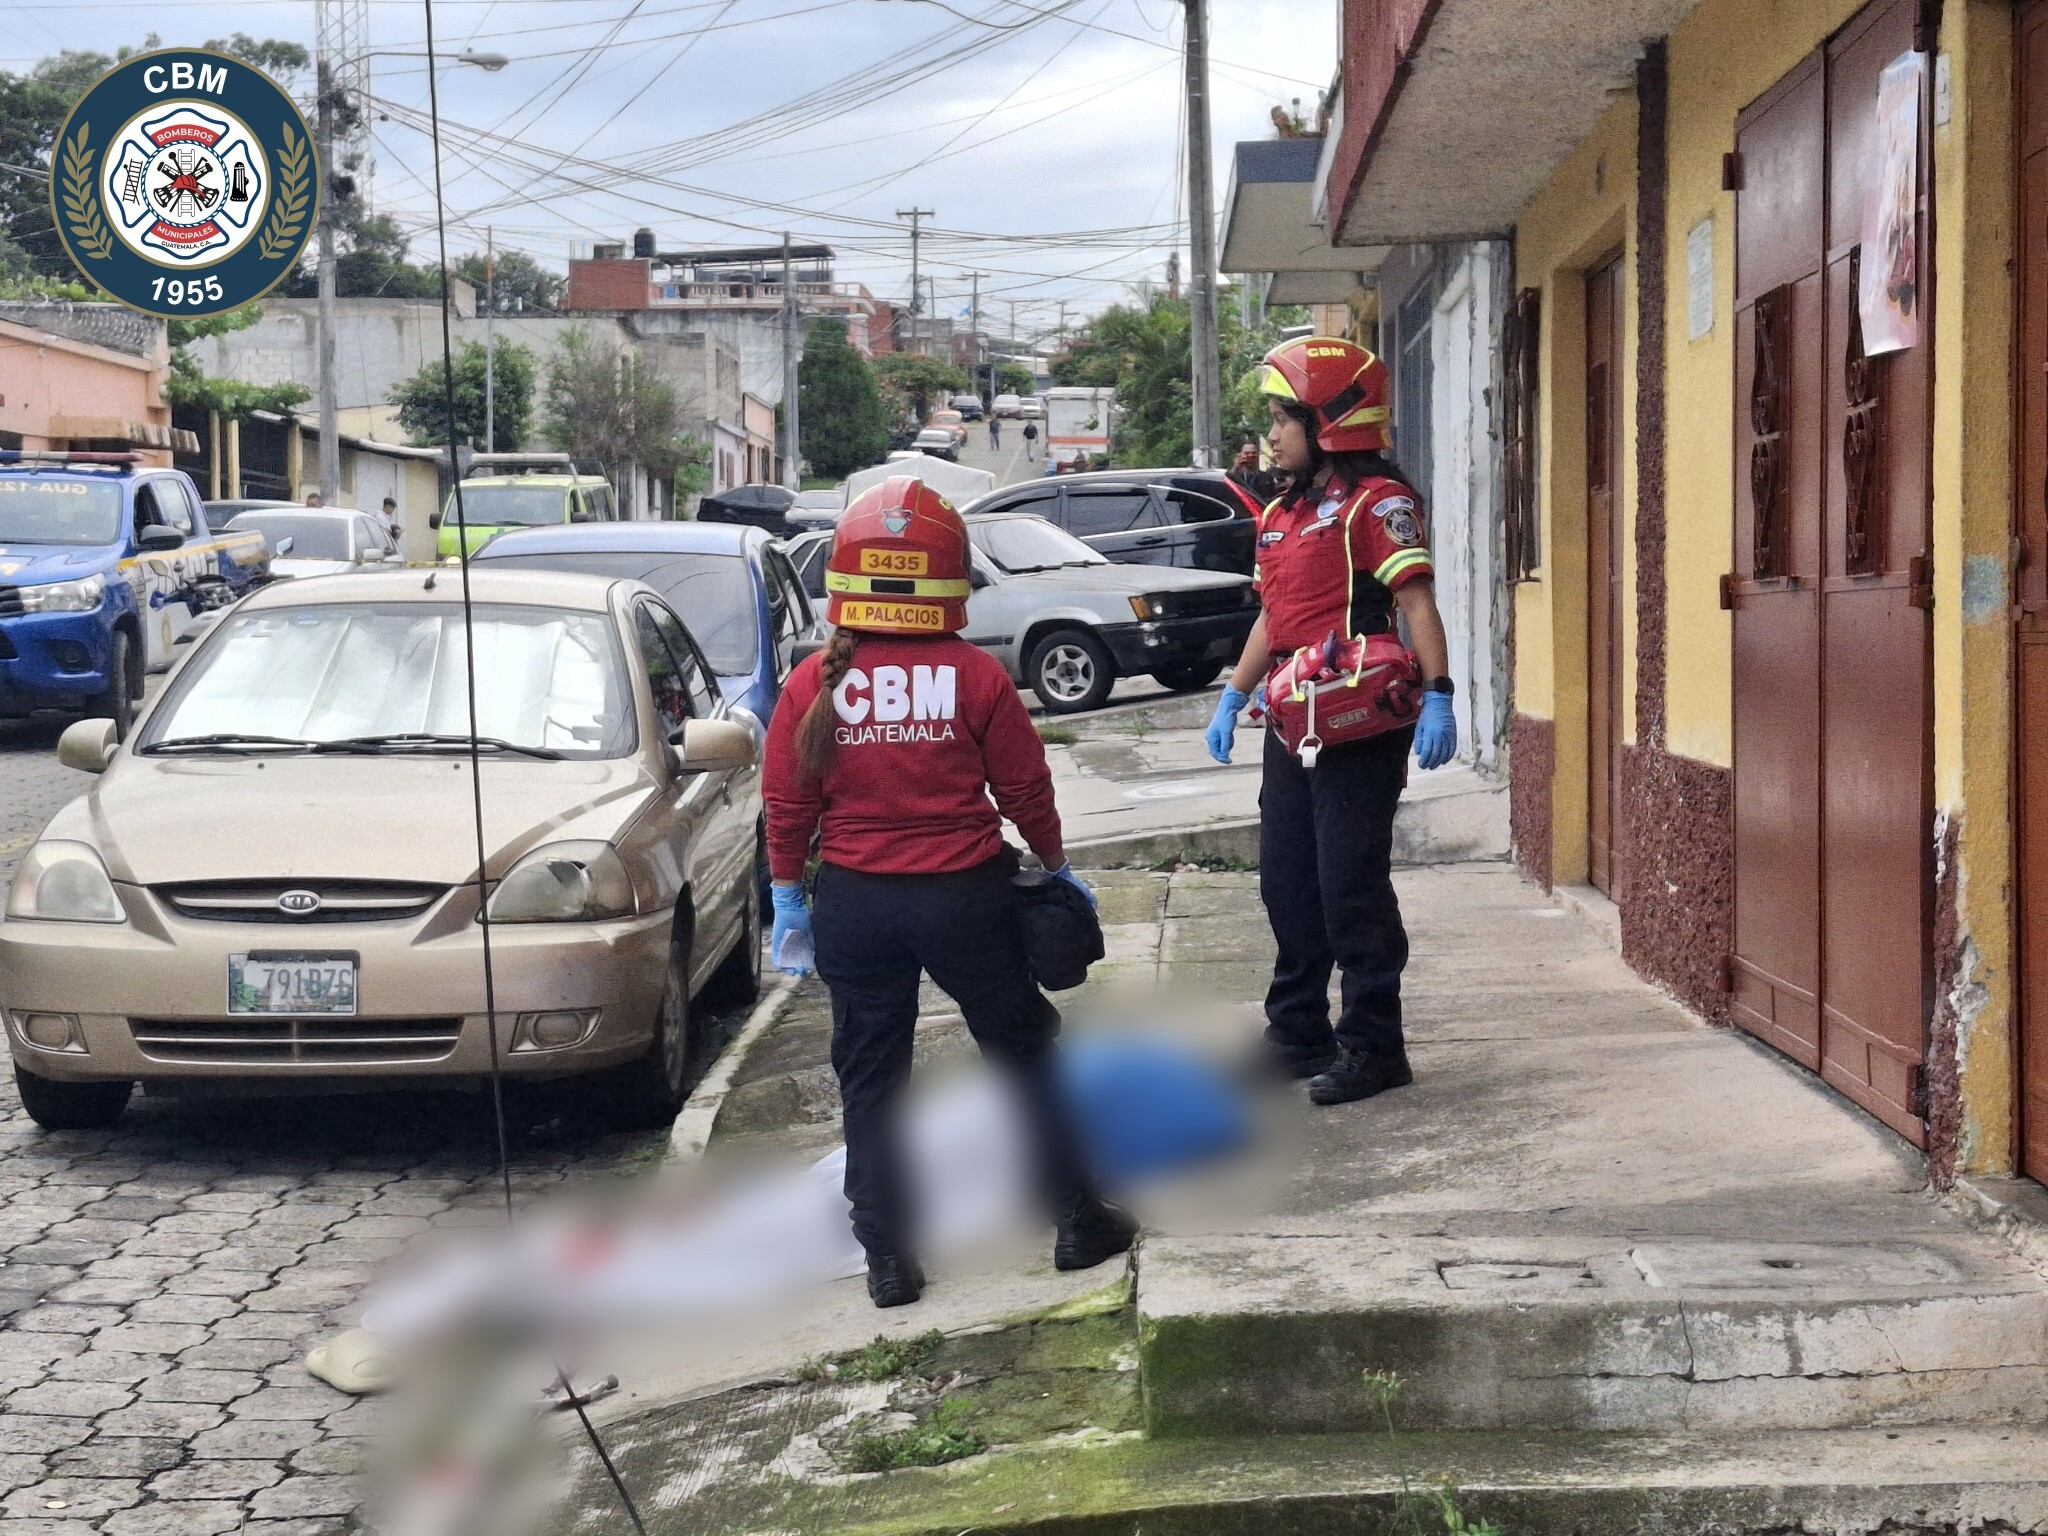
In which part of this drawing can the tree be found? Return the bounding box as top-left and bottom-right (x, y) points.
(994, 362), (1036, 397)
(538, 327), (688, 503)
(390, 339), (535, 452)
(872, 352), (968, 421)
(454, 250), (563, 314)
(1047, 285), (1310, 467)
(798, 317), (888, 479)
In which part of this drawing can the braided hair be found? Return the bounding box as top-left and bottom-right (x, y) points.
(795, 627), (861, 780)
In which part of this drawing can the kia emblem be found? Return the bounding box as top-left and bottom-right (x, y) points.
(277, 889), (322, 916)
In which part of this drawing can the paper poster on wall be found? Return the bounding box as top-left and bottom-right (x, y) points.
(1858, 49), (1923, 355)
(1686, 218), (1714, 341)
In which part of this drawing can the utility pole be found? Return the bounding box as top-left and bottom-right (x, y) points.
(965, 271), (987, 398)
(1057, 300), (1068, 352)
(314, 49), (339, 506)
(781, 232), (802, 490)
(1184, 0), (1223, 468)
(897, 207), (932, 345)
(483, 226), (495, 453)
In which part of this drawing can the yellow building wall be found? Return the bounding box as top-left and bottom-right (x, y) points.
(1508, 0), (2020, 1168)
(1512, 96), (1636, 885)
(1934, 0), (2016, 1175)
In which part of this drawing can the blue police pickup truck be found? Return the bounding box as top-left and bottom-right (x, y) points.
(0, 452), (270, 737)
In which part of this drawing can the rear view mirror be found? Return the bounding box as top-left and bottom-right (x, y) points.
(791, 635), (829, 666)
(671, 718), (757, 773)
(137, 525), (184, 552)
(428, 511), (443, 529)
(970, 567), (992, 589)
(58, 718), (118, 774)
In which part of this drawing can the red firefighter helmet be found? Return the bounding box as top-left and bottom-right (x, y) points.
(823, 476), (974, 635)
(1258, 335), (1393, 453)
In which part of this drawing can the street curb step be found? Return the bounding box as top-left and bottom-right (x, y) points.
(1068, 774), (1510, 870)
(1137, 1233), (2048, 1436)
(660, 1424), (2048, 1536)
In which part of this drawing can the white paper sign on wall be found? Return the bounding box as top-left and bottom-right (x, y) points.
(1687, 218), (1714, 341)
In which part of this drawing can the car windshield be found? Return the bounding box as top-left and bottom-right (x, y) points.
(141, 601), (633, 757)
(445, 483), (571, 528)
(225, 513), (351, 559)
(0, 477), (125, 546)
(931, 412), (961, 424)
(971, 517), (1110, 574)
(476, 550), (758, 674)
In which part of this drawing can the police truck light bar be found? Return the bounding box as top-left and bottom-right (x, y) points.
(0, 450), (143, 466)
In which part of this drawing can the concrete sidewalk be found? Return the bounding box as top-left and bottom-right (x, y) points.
(562, 863), (2048, 1533)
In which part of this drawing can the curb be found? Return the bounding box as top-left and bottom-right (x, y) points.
(1068, 817), (1262, 870)
(667, 973), (801, 1163)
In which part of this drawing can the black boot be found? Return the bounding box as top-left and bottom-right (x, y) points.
(866, 1254), (925, 1309)
(1053, 1197), (1139, 1272)
(1306, 1048), (1414, 1107)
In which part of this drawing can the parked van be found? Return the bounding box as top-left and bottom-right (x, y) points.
(430, 453), (618, 559)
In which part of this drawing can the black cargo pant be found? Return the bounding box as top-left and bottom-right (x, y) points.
(812, 856), (1093, 1261)
(1258, 724), (1412, 1062)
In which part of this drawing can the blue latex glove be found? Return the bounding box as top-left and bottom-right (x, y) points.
(1050, 862), (1098, 910)
(770, 883), (814, 976)
(1414, 690), (1457, 771)
(1205, 684), (1250, 764)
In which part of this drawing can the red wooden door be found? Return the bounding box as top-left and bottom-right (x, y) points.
(1731, 0), (1932, 1144)
(2016, 0), (2048, 1183)
(1587, 254), (1625, 898)
(1731, 55), (1827, 1072)
(1816, 0), (1933, 1138)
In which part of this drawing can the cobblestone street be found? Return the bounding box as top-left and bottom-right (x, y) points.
(0, 718), (711, 1534)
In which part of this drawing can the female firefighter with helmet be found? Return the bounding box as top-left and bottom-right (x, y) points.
(762, 476), (1137, 1309)
(1205, 336), (1459, 1107)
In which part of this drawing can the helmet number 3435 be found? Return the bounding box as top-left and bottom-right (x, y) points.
(50, 50), (316, 318)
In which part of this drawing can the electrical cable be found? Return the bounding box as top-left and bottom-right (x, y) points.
(418, 4), (652, 1531)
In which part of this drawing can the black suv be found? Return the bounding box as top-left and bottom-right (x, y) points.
(960, 470), (1261, 575)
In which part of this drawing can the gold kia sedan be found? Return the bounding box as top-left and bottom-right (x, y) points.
(0, 568), (763, 1131)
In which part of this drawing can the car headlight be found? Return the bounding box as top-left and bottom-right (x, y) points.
(5, 841), (125, 923)
(484, 841), (636, 923)
(1130, 594), (1174, 621)
(18, 574), (106, 614)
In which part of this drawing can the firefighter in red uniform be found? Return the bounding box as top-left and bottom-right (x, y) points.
(763, 477), (1138, 1309)
(1205, 337), (1459, 1106)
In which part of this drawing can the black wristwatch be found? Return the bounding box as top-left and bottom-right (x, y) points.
(1425, 676), (1455, 696)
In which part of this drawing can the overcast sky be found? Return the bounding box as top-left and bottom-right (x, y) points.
(7, 0), (1336, 334)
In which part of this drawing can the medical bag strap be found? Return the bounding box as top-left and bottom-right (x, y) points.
(1340, 479), (1379, 642)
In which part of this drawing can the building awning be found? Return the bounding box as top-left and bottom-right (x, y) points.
(46, 416), (197, 453)
(1220, 137), (1386, 303)
(1327, 0), (1700, 246)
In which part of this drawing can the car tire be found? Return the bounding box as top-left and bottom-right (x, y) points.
(613, 938), (697, 1130)
(91, 630), (137, 742)
(1151, 661), (1224, 692)
(14, 1066), (132, 1131)
(705, 872), (763, 1010)
(1028, 628), (1117, 714)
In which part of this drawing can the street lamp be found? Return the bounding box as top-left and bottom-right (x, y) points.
(314, 46), (508, 504)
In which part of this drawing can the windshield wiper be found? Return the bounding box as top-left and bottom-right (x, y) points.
(312, 733), (564, 760)
(139, 733), (319, 755)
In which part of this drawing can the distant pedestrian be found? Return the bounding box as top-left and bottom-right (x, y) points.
(379, 495), (403, 540)
(989, 417), (1002, 450)
(1023, 421), (1039, 460)
(303, 491), (323, 508)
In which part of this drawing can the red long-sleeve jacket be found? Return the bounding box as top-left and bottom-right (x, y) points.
(762, 634), (1065, 882)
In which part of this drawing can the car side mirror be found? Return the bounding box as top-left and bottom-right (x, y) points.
(428, 511), (443, 530)
(275, 536), (295, 555)
(791, 635), (829, 665)
(137, 524), (184, 552)
(58, 718), (118, 774)
(970, 567), (991, 589)
(669, 717), (757, 773)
